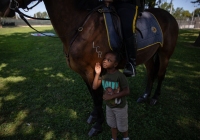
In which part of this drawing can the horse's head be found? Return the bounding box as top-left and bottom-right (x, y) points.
(0, 0), (38, 17)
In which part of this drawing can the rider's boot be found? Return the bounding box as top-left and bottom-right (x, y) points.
(123, 34), (137, 77)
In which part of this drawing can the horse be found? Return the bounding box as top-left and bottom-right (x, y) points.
(0, 0), (179, 137)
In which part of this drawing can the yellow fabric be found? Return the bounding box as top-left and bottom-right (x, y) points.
(103, 12), (113, 50)
(132, 5), (138, 33)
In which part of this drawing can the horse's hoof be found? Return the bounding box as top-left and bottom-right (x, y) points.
(137, 93), (149, 103)
(88, 127), (102, 137)
(87, 115), (97, 124)
(137, 97), (146, 103)
(150, 98), (157, 105)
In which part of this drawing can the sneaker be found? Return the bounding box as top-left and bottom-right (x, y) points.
(122, 137), (130, 140)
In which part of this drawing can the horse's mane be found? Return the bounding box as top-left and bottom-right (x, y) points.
(74, 0), (102, 10)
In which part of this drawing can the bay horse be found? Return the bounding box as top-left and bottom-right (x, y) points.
(0, 0), (179, 137)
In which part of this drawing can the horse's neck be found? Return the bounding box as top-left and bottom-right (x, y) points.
(43, 0), (87, 44)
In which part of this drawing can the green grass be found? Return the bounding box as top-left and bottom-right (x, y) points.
(0, 27), (200, 140)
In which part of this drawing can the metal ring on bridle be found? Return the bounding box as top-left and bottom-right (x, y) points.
(78, 27), (83, 32)
(98, 9), (103, 13)
(9, 0), (19, 10)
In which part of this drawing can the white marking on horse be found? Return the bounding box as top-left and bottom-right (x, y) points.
(92, 42), (102, 58)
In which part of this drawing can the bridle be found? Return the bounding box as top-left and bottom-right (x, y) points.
(5, 0), (59, 38)
(8, 0), (19, 10)
(9, 0), (42, 11)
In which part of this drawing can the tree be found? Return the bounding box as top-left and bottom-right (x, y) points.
(193, 8), (200, 17)
(41, 12), (48, 18)
(182, 10), (192, 18)
(191, 1), (200, 47)
(193, 32), (200, 47)
(191, 0), (200, 4)
(145, 0), (156, 8)
(0, 18), (2, 28)
(173, 7), (184, 19)
(160, 2), (173, 12)
(33, 11), (49, 18)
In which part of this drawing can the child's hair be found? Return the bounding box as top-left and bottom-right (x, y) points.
(105, 51), (121, 63)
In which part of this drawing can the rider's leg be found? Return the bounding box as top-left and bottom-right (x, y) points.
(123, 5), (138, 77)
(123, 33), (137, 77)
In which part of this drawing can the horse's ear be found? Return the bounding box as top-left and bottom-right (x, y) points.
(75, 0), (101, 10)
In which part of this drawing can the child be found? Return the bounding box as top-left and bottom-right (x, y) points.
(93, 51), (130, 140)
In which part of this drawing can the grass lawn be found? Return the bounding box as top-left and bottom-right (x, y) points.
(0, 26), (200, 140)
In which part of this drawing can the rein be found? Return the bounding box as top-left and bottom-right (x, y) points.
(8, 0), (59, 38)
(65, 4), (106, 68)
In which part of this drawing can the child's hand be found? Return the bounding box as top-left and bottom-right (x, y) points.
(105, 87), (113, 95)
(103, 93), (113, 100)
(95, 62), (101, 74)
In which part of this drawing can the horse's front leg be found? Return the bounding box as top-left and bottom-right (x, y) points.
(86, 84), (104, 137)
(137, 57), (158, 103)
(87, 88), (104, 137)
(81, 70), (104, 137)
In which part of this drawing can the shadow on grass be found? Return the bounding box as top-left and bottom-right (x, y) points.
(0, 29), (98, 139)
(0, 28), (200, 140)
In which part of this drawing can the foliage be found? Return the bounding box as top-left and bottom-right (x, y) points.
(145, 0), (156, 8)
(0, 27), (200, 140)
(173, 7), (193, 20)
(34, 11), (49, 18)
(160, 2), (173, 12)
(191, 0), (200, 4)
(193, 8), (200, 17)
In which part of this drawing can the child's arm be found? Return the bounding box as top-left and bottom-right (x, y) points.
(92, 62), (102, 90)
(103, 87), (130, 100)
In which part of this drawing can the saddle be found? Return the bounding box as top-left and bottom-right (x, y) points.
(101, 5), (123, 52)
(102, 5), (163, 52)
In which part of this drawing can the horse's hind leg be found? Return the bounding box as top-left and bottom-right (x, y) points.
(137, 56), (158, 103)
(150, 53), (169, 105)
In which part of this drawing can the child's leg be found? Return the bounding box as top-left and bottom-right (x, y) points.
(122, 130), (128, 138)
(111, 128), (118, 140)
(115, 104), (129, 138)
(106, 106), (117, 139)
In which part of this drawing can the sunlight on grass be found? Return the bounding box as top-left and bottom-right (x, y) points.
(179, 33), (198, 37)
(19, 122), (34, 135)
(4, 93), (21, 101)
(0, 110), (29, 136)
(0, 76), (26, 83)
(0, 76), (26, 91)
(177, 116), (200, 129)
(35, 67), (53, 72)
(68, 109), (77, 119)
(44, 131), (55, 140)
(183, 63), (195, 68)
(44, 107), (53, 114)
(171, 59), (181, 64)
(0, 27), (199, 139)
(56, 73), (65, 78)
(0, 63), (7, 71)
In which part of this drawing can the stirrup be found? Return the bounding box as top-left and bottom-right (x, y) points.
(123, 62), (136, 77)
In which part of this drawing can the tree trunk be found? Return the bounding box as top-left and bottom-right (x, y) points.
(193, 32), (200, 47)
(0, 17), (1, 28)
(147, 0), (156, 9)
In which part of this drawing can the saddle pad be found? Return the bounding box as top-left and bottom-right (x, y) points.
(136, 11), (163, 50)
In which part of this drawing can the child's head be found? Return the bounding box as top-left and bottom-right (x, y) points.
(102, 51), (120, 69)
